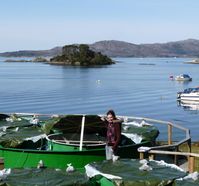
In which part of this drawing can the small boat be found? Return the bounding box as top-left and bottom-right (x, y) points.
(177, 87), (199, 101)
(175, 74), (192, 81)
(169, 75), (174, 80)
(0, 113), (159, 169)
(185, 58), (199, 64)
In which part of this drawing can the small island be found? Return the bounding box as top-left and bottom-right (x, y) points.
(49, 44), (114, 66)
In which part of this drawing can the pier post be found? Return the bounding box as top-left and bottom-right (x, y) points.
(0, 157), (4, 170)
(174, 146), (179, 165)
(139, 152), (144, 160)
(188, 156), (195, 173)
(187, 138), (192, 153)
(168, 124), (172, 145)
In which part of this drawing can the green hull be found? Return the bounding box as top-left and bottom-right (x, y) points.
(0, 141), (152, 169)
(0, 113), (159, 169)
(0, 146), (105, 169)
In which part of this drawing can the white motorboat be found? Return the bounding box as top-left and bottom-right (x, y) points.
(175, 74), (192, 81)
(177, 87), (199, 101)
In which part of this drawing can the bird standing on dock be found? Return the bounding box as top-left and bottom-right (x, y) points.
(37, 160), (45, 169)
(30, 115), (39, 125)
(66, 163), (75, 172)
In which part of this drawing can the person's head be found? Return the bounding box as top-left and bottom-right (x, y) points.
(106, 109), (116, 122)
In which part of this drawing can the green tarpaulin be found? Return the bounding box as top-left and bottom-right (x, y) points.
(88, 159), (187, 186)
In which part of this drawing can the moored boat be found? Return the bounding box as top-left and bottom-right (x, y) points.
(177, 87), (199, 101)
(175, 74), (192, 81)
(0, 113), (159, 169)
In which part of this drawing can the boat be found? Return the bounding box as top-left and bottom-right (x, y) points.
(185, 58), (199, 64)
(0, 113), (159, 169)
(175, 74), (192, 81)
(177, 87), (199, 101)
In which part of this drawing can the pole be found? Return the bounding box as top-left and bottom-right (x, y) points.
(79, 115), (85, 151)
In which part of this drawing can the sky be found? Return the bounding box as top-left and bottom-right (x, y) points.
(0, 0), (199, 52)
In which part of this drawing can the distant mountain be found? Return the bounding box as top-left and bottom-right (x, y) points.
(89, 39), (199, 57)
(1, 39), (199, 57)
(0, 47), (62, 57)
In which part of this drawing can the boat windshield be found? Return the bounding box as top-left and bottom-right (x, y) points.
(182, 74), (190, 78)
(184, 88), (193, 93)
(184, 87), (199, 93)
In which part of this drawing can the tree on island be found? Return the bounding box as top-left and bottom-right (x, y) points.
(50, 44), (114, 66)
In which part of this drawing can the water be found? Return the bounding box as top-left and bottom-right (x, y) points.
(0, 57), (199, 141)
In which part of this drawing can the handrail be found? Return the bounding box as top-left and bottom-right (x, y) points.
(117, 115), (195, 172)
(52, 140), (105, 144)
(139, 150), (199, 173)
(149, 150), (199, 157)
(118, 115), (191, 150)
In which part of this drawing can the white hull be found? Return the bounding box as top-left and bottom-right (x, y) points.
(175, 77), (192, 81)
(178, 92), (199, 101)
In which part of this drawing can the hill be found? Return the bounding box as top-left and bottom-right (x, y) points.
(89, 39), (199, 57)
(49, 44), (114, 66)
(1, 39), (199, 57)
(0, 47), (62, 57)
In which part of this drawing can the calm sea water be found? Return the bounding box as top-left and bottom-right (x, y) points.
(0, 57), (199, 141)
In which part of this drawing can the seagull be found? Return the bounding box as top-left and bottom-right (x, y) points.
(123, 125), (130, 131)
(66, 163), (75, 172)
(14, 127), (19, 132)
(30, 115), (39, 125)
(112, 155), (119, 162)
(139, 159), (152, 171)
(139, 159), (148, 164)
(0, 169), (11, 180)
(37, 160), (45, 169)
(6, 117), (14, 122)
(139, 163), (152, 171)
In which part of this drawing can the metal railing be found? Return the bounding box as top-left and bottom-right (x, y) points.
(121, 116), (197, 173)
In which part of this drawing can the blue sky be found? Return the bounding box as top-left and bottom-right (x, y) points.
(0, 0), (199, 52)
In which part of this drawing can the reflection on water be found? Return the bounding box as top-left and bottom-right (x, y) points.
(174, 80), (192, 85)
(177, 100), (199, 111)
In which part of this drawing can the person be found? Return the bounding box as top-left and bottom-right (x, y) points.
(103, 109), (121, 160)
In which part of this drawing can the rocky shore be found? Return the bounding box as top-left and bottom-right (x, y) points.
(4, 44), (114, 66)
(4, 57), (49, 63)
